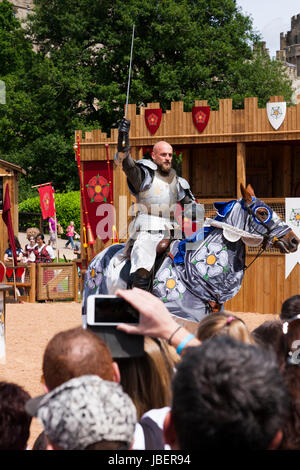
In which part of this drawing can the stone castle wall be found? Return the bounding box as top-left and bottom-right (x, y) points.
(3, 0), (34, 21)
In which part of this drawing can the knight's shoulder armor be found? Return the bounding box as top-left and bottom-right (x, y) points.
(177, 176), (191, 190)
(136, 159), (158, 171)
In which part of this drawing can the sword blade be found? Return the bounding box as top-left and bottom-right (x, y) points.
(124, 23), (135, 119)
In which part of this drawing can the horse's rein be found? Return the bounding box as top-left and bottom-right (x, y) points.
(242, 202), (277, 271)
(244, 202), (289, 242)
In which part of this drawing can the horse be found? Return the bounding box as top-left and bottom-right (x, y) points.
(82, 184), (299, 323)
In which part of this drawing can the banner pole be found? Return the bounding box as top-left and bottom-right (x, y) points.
(53, 186), (59, 262)
(31, 182), (52, 189)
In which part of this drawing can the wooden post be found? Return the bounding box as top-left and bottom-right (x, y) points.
(236, 142), (246, 198)
(181, 149), (190, 181)
(29, 262), (36, 303)
(74, 261), (79, 303)
(282, 145), (291, 197)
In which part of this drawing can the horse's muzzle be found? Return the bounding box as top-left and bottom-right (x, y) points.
(274, 232), (300, 253)
(289, 236), (300, 253)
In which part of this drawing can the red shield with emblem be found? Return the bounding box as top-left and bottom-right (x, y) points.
(192, 106), (210, 133)
(145, 109), (162, 135)
(86, 174), (110, 203)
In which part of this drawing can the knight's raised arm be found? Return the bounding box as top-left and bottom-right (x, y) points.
(117, 117), (130, 154)
(115, 117), (144, 193)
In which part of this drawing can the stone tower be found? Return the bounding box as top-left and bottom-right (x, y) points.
(3, 1), (34, 21)
(278, 14), (300, 77)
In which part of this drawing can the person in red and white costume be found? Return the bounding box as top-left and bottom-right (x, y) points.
(34, 234), (55, 263)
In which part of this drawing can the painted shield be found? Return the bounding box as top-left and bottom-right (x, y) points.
(267, 102), (286, 130)
(285, 198), (300, 279)
(0, 262), (5, 283)
(192, 106), (210, 133)
(145, 109), (162, 135)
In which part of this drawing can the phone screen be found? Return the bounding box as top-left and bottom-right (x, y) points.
(94, 297), (139, 324)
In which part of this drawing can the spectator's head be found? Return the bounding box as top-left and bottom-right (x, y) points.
(164, 336), (289, 450)
(277, 315), (300, 450)
(252, 320), (285, 369)
(26, 375), (137, 450)
(0, 382), (32, 450)
(36, 233), (44, 246)
(28, 236), (36, 246)
(281, 314), (300, 366)
(196, 312), (256, 345)
(280, 295), (300, 322)
(8, 236), (21, 250)
(116, 337), (178, 419)
(42, 327), (120, 391)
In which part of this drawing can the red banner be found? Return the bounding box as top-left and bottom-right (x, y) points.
(192, 106), (210, 133)
(83, 161), (114, 244)
(38, 184), (55, 219)
(145, 109), (162, 135)
(2, 184), (17, 266)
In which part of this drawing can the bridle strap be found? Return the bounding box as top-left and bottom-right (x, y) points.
(243, 245), (265, 272)
(244, 203), (271, 234)
(242, 202), (271, 271)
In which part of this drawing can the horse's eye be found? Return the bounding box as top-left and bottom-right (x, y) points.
(255, 208), (269, 221)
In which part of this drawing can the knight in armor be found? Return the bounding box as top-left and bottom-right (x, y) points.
(116, 118), (203, 291)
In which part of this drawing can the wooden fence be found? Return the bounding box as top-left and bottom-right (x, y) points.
(3, 263), (36, 303)
(225, 253), (300, 315)
(3, 262), (80, 302)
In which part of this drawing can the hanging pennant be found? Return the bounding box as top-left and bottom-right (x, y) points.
(83, 161), (114, 244)
(38, 184), (55, 219)
(192, 106), (210, 133)
(285, 198), (300, 279)
(267, 102), (286, 130)
(145, 109), (162, 135)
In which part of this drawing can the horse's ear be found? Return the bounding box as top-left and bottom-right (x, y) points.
(246, 184), (255, 197)
(240, 183), (255, 204)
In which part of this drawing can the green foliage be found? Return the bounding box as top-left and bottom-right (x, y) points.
(172, 152), (182, 177)
(19, 191), (81, 235)
(0, 0), (294, 199)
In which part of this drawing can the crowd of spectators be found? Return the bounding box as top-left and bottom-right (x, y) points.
(3, 224), (81, 268)
(1, 290), (300, 450)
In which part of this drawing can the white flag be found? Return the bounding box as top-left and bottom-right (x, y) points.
(285, 198), (300, 279)
(0, 311), (5, 364)
(267, 102), (286, 130)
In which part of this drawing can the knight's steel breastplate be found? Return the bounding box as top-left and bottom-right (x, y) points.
(136, 169), (178, 218)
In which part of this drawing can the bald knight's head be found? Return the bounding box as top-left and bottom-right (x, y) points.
(152, 141), (173, 174)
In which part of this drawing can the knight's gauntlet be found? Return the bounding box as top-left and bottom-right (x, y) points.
(118, 118), (130, 153)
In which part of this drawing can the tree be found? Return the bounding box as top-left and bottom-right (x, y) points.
(28, 0), (293, 119)
(0, 0), (294, 199)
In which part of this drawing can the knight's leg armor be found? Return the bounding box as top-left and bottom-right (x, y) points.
(131, 268), (152, 291)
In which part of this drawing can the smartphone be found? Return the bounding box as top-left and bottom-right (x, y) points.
(86, 295), (140, 326)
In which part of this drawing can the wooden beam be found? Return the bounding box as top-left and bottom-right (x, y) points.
(282, 145), (291, 197)
(181, 149), (190, 181)
(236, 142), (246, 198)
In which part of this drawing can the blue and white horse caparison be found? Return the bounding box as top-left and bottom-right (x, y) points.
(82, 184), (299, 323)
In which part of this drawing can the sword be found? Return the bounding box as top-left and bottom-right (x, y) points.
(122, 24), (135, 148)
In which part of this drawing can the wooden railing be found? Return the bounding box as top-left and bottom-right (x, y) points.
(3, 263), (36, 302)
(3, 261), (81, 303)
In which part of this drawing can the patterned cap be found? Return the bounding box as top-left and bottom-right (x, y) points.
(25, 375), (137, 450)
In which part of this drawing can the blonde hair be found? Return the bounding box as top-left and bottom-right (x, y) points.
(196, 313), (256, 345)
(116, 337), (179, 419)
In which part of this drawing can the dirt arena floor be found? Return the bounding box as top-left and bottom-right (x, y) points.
(0, 301), (278, 449)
